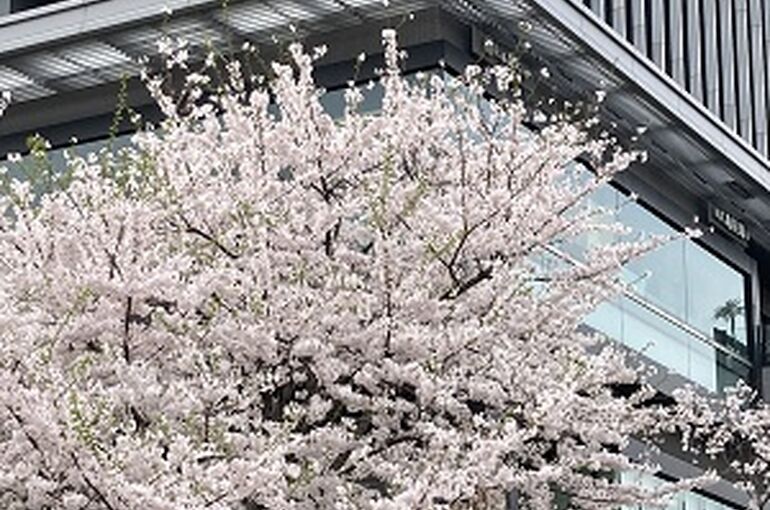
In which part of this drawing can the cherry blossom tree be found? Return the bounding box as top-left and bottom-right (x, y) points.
(0, 30), (707, 510)
(672, 383), (770, 510)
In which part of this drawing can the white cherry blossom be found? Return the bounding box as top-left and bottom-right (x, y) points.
(0, 31), (721, 510)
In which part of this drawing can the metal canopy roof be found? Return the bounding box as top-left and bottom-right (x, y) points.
(1, 0), (770, 248)
(0, 0), (433, 100)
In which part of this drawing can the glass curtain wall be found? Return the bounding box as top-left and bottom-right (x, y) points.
(619, 472), (740, 510)
(565, 162), (750, 392)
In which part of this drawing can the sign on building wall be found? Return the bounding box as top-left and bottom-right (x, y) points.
(708, 204), (750, 244)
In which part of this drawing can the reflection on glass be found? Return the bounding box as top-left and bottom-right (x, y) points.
(619, 472), (736, 510)
(685, 242), (747, 352)
(320, 82), (384, 118)
(2, 132), (134, 178)
(623, 239), (687, 323)
(586, 294), (721, 391)
(564, 163), (749, 391)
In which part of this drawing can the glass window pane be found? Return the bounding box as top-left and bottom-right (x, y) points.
(620, 471), (739, 510)
(616, 199), (688, 323)
(620, 297), (716, 390)
(685, 242), (747, 353)
(623, 238), (688, 323)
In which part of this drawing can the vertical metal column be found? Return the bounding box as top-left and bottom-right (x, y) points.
(669, 0), (687, 87)
(612, 0), (628, 40)
(577, 0), (770, 157)
(686, 0), (703, 100)
(734, 0), (753, 142)
(748, 0), (767, 155)
(0, 0), (9, 15)
(702, 0), (721, 114)
(757, 0), (770, 154)
(631, 0), (647, 53)
(718, 0), (738, 129)
(589, 0), (607, 22)
(649, 0), (666, 66)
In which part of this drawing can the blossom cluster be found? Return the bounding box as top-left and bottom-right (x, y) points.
(0, 30), (717, 510)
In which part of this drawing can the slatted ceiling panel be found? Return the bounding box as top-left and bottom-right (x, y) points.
(606, 90), (670, 130)
(658, 130), (716, 168)
(649, 0), (664, 66)
(668, 0), (686, 87)
(256, 0), (359, 38)
(702, 0), (720, 114)
(55, 41), (136, 89)
(466, 0), (533, 18)
(107, 20), (224, 61)
(560, 54), (623, 93)
(749, 0), (767, 156)
(447, 0), (535, 49)
(214, 2), (288, 38)
(444, 0), (535, 49)
(58, 41), (134, 73)
(165, 18), (227, 47)
(14, 51), (81, 82)
(630, 0), (645, 53)
(0, 65), (52, 101)
(440, 0), (489, 22)
(718, 0), (738, 130)
(734, 0), (752, 142)
(338, 0), (433, 17)
(109, 19), (222, 65)
(525, 21), (575, 57)
(685, 0), (703, 101)
(268, 0), (356, 29)
(441, 0), (500, 38)
(106, 26), (167, 59)
(695, 160), (735, 182)
(438, 0), (485, 29)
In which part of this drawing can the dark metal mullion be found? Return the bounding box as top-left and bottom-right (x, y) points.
(734, 0), (753, 143)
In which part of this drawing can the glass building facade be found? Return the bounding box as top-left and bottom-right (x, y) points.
(564, 163), (751, 392)
(620, 472), (741, 510)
